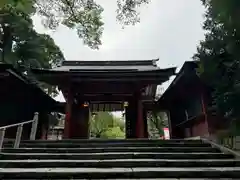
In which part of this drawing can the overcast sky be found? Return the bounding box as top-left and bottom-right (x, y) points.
(33, 0), (205, 103)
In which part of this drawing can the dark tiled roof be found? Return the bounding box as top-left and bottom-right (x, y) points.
(0, 63), (60, 110)
(157, 61), (199, 104)
(163, 61), (198, 92)
(31, 59), (176, 87)
(53, 59), (159, 72)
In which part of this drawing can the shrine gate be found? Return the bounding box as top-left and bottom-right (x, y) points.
(32, 60), (175, 139)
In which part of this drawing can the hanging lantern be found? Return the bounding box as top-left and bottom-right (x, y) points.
(82, 102), (89, 107)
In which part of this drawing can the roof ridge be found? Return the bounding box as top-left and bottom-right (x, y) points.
(61, 59), (159, 66)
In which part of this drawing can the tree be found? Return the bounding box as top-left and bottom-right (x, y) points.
(194, 0), (240, 132)
(113, 116), (125, 132)
(148, 111), (167, 138)
(90, 112), (125, 138)
(0, 3), (65, 96)
(0, 6), (64, 67)
(101, 127), (125, 139)
(0, 0), (149, 95)
(14, 32), (64, 96)
(147, 93), (168, 138)
(0, 0), (150, 49)
(90, 112), (114, 137)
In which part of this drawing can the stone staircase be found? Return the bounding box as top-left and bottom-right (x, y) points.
(0, 139), (239, 179)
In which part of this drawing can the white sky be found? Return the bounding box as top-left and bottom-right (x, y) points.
(33, 0), (205, 106)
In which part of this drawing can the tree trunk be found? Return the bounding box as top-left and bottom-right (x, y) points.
(1, 24), (13, 64)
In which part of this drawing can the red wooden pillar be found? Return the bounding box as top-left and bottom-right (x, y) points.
(126, 97), (138, 138)
(126, 92), (145, 139)
(136, 97), (144, 138)
(75, 105), (90, 139)
(166, 110), (172, 139)
(201, 93), (210, 136)
(63, 92), (73, 139)
(125, 106), (133, 138)
(70, 104), (79, 139)
(143, 109), (148, 138)
(131, 91), (144, 139)
(64, 98), (90, 139)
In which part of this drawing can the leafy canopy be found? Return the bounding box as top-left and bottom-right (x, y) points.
(148, 111), (167, 138)
(0, 1), (65, 96)
(101, 127), (125, 139)
(0, 4), (64, 66)
(90, 112), (125, 138)
(194, 0), (240, 124)
(0, 0), (150, 49)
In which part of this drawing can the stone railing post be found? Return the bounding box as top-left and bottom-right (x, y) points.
(30, 112), (39, 140)
(0, 129), (6, 151)
(14, 124), (23, 148)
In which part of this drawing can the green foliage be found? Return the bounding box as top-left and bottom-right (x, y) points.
(90, 112), (125, 138)
(148, 111), (167, 138)
(101, 127), (125, 139)
(35, 0), (104, 49)
(194, 0), (240, 124)
(116, 0), (150, 26)
(0, 0), (150, 49)
(0, 5), (64, 66)
(0, 2), (65, 96)
(0, 0), (149, 95)
(113, 116), (125, 132)
(0, 0), (35, 14)
(90, 112), (114, 137)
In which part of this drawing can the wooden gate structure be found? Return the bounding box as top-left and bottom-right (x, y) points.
(32, 60), (176, 139)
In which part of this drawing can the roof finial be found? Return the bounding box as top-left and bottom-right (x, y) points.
(152, 58), (159, 66)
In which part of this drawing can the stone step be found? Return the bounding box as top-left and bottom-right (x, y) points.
(1, 146), (220, 153)
(3, 139), (204, 144)
(0, 159), (240, 168)
(3, 139), (209, 148)
(4, 142), (210, 148)
(0, 152), (233, 160)
(0, 167), (239, 179)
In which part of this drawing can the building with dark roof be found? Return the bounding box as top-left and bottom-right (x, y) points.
(157, 61), (226, 139)
(0, 63), (62, 139)
(32, 59), (176, 139)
